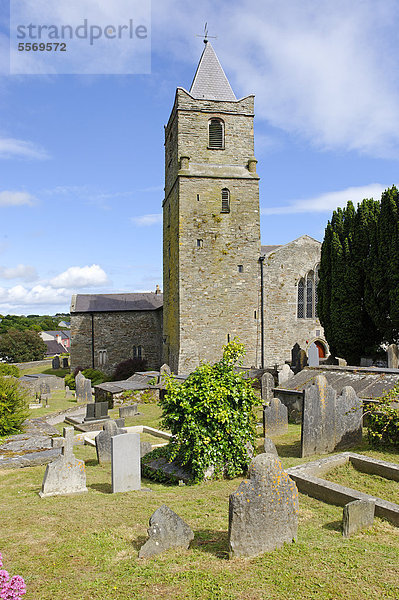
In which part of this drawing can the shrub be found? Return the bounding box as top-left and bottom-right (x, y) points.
(0, 552), (26, 599)
(0, 376), (29, 436)
(0, 364), (19, 377)
(366, 382), (399, 450)
(64, 373), (75, 390)
(112, 358), (147, 381)
(82, 368), (108, 386)
(159, 340), (260, 483)
(0, 330), (46, 363)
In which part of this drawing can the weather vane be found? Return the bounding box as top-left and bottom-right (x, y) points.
(196, 22), (217, 44)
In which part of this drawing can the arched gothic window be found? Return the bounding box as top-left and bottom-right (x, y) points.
(297, 265), (319, 318)
(208, 118), (224, 149)
(221, 188), (230, 213)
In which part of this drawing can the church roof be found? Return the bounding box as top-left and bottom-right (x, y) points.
(189, 42), (237, 102)
(71, 293), (163, 313)
(261, 245), (282, 255)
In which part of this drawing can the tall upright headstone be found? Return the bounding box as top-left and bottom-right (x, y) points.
(298, 349), (308, 371)
(83, 378), (93, 403)
(111, 433), (141, 493)
(228, 454), (298, 558)
(291, 343), (301, 372)
(278, 364), (294, 386)
(387, 344), (399, 369)
(75, 371), (86, 403)
(308, 343), (319, 367)
(52, 355), (60, 370)
(261, 372), (275, 403)
(39, 427), (87, 498)
(95, 420), (126, 464)
(301, 376), (363, 458)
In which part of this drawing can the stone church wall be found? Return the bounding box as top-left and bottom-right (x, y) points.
(70, 310), (163, 376)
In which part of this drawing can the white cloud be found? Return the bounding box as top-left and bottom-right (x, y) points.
(0, 191), (36, 207)
(131, 213), (162, 226)
(0, 138), (49, 160)
(0, 264), (38, 282)
(50, 264), (109, 288)
(262, 183), (388, 215)
(0, 284), (70, 306)
(153, 0), (399, 158)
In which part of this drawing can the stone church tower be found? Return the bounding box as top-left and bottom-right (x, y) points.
(163, 41), (261, 374)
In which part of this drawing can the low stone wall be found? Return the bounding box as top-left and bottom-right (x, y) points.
(14, 359), (52, 371)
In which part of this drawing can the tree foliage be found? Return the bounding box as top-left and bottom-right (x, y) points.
(0, 330), (47, 363)
(366, 382), (399, 450)
(0, 314), (65, 333)
(0, 376), (29, 436)
(158, 340), (260, 483)
(318, 186), (399, 363)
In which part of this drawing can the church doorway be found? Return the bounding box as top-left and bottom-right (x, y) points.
(315, 340), (326, 358)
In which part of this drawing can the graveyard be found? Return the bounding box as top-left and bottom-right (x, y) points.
(0, 365), (398, 600)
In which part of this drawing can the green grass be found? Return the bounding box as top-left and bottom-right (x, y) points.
(0, 409), (398, 599)
(27, 390), (77, 419)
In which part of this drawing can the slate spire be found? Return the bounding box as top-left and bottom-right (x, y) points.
(189, 42), (237, 102)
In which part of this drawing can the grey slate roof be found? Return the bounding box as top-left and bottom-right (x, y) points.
(71, 293), (163, 313)
(190, 42), (237, 101)
(44, 340), (67, 356)
(276, 366), (399, 400)
(261, 245), (282, 255)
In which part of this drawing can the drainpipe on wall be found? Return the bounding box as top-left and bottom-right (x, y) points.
(91, 312), (95, 369)
(259, 255), (265, 369)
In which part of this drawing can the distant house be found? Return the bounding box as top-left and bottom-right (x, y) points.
(43, 340), (67, 356)
(39, 330), (71, 351)
(58, 321), (71, 329)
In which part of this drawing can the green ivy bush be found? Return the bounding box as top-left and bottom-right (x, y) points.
(158, 340), (260, 483)
(0, 376), (29, 436)
(0, 364), (19, 377)
(366, 382), (399, 449)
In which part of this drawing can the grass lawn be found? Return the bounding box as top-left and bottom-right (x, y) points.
(0, 407), (398, 599)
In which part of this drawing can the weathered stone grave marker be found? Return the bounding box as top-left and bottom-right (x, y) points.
(342, 499), (375, 537)
(95, 420), (126, 464)
(62, 357), (69, 368)
(39, 427), (87, 498)
(111, 433), (141, 493)
(291, 343), (301, 372)
(138, 504), (194, 558)
(298, 349), (307, 371)
(84, 401), (109, 423)
(261, 372), (275, 403)
(308, 342), (319, 367)
(75, 371), (86, 403)
(119, 404), (138, 418)
(228, 453), (298, 558)
(65, 386), (72, 399)
(278, 364), (294, 386)
(264, 436), (278, 456)
(387, 343), (399, 369)
(301, 375), (363, 458)
(52, 355), (60, 370)
(263, 398), (288, 437)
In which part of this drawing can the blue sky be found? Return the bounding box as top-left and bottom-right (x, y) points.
(0, 0), (399, 315)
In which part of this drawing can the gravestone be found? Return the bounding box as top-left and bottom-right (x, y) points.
(39, 427), (87, 498)
(65, 386), (72, 399)
(62, 357), (69, 368)
(342, 499), (375, 537)
(95, 419), (126, 464)
(84, 401), (109, 422)
(83, 378), (93, 403)
(52, 356), (60, 370)
(39, 382), (50, 397)
(360, 357), (373, 367)
(160, 363), (171, 379)
(301, 376), (363, 458)
(278, 364), (294, 386)
(263, 436), (278, 456)
(140, 441), (153, 457)
(263, 398), (288, 436)
(387, 344), (399, 369)
(308, 343), (319, 367)
(111, 433), (141, 493)
(138, 505), (194, 558)
(75, 371), (86, 402)
(261, 372), (275, 402)
(119, 404), (138, 418)
(291, 343), (300, 371)
(298, 349), (308, 371)
(228, 454), (298, 558)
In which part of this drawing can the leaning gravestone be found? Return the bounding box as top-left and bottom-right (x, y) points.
(95, 420), (126, 464)
(342, 499), (375, 538)
(278, 364), (294, 386)
(261, 372), (275, 403)
(39, 427), (87, 498)
(75, 371), (86, 402)
(228, 454), (298, 558)
(119, 404), (138, 418)
(308, 342), (319, 367)
(387, 344), (399, 369)
(52, 356), (60, 370)
(263, 398), (288, 436)
(138, 505), (194, 558)
(111, 433), (141, 493)
(301, 376), (363, 458)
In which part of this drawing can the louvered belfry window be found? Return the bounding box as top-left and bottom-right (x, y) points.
(209, 118), (224, 148)
(221, 188), (230, 213)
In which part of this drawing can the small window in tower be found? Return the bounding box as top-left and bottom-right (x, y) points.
(208, 118), (224, 149)
(197, 239), (203, 248)
(221, 188), (230, 213)
(133, 345), (143, 359)
(238, 265), (244, 273)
